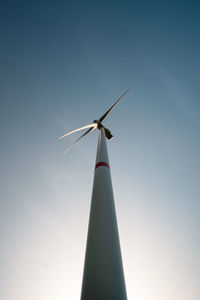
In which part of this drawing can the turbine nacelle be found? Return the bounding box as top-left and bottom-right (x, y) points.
(104, 128), (114, 140)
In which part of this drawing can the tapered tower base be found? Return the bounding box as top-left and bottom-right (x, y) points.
(81, 128), (127, 300)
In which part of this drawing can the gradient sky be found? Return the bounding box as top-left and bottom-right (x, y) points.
(0, 1), (200, 299)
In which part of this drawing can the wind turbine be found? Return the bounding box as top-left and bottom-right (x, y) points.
(60, 76), (142, 300)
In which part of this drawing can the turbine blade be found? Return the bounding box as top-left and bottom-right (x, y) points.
(64, 127), (96, 154)
(98, 73), (144, 122)
(59, 123), (96, 140)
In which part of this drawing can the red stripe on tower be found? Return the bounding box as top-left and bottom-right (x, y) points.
(95, 161), (110, 170)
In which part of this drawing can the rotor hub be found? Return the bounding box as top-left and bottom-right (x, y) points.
(94, 120), (104, 129)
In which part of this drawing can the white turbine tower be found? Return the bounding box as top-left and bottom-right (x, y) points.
(60, 76), (142, 299)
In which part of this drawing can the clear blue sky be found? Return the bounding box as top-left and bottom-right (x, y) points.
(0, 1), (200, 299)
